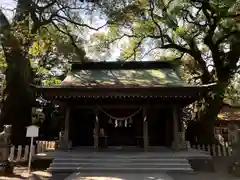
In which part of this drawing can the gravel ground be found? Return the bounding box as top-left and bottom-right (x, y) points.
(64, 171), (240, 180)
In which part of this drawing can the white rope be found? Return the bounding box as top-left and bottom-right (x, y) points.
(98, 106), (142, 121)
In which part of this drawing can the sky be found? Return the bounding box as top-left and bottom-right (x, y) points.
(0, 0), (16, 19)
(0, 0), (122, 61)
(0, 0), (167, 62)
(1, 0), (240, 89)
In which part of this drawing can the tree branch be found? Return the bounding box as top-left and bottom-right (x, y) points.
(56, 14), (107, 31)
(148, 0), (164, 44)
(123, 37), (145, 61)
(36, 0), (57, 13)
(161, 43), (192, 55)
(0, 10), (11, 34)
(216, 30), (240, 46)
(52, 20), (87, 62)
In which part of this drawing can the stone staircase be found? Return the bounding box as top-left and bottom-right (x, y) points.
(48, 152), (193, 173)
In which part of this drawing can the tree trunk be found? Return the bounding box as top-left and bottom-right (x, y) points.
(0, 43), (34, 145)
(0, 15), (34, 145)
(196, 84), (225, 144)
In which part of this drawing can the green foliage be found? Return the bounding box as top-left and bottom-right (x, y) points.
(119, 38), (143, 60)
(132, 20), (156, 35)
(43, 77), (61, 86)
(0, 54), (7, 71)
(225, 73), (240, 101)
(93, 0), (240, 78)
(175, 26), (187, 36)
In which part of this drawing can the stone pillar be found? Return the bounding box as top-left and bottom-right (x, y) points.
(172, 105), (180, 151)
(94, 114), (99, 149)
(63, 106), (70, 149)
(143, 108), (148, 152)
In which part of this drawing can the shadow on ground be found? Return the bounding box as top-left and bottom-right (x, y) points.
(0, 165), (51, 180)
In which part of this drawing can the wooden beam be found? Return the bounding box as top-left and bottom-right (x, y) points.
(172, 105), (180, 151)
(53, 104), (187, 109)
(94, 112), (99, 149)
(165, 116), (169, 146)
(64, 106), (70, 149)
(77, 105), (149, 109)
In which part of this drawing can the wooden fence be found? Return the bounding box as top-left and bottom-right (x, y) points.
(8, 140), (56, 162)
(190, 142), (233, 156)
(7, 141), (234, 162)
(36, 140), (56, 153)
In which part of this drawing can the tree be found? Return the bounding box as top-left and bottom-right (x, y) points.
(225, 73), (240, 103)
(92, 0), (240, 143)
(0, 0), (106, 145)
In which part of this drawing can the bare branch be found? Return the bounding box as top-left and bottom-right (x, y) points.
(140, 47), (160, 59)
(148, 0), (164, 44)
(161, 43), (192, 55)
(52, 20), (87, 63)
(56, 14), (107, 31)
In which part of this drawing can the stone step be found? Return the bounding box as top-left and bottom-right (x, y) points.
(53, 158), (188, 164)
(48, 166), (193, 173)
(50, 162), (191, 168)
(52, 155), (184, 159)
(49, 153), (193, 173)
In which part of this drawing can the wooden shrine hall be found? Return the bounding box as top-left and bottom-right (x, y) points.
(33, 61), (216, 151)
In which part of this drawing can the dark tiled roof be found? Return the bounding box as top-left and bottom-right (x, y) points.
(61, 69), (185, 87)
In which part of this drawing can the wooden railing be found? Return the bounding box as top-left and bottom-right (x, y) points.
(36, 140), (56, 153)
(7, 141), (234, 162)
(190, 142), (233, 156)
(9, 145), (35, 162)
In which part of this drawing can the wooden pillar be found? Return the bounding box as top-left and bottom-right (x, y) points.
(172, 105), (179, 150)
(94, 113), (99, 149)
(165, 117), (169, 146)
(181, 120), (186, 141)
(64, 106), (70, 149)
(143, 108), (148, 152)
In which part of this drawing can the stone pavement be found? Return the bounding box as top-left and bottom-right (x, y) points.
(64, 172), (240, 180)
(63, 157), (240, 180)
(65, 172), (174, 180)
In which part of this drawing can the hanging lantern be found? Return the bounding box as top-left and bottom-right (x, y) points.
(119, 120), (122, 127)
(108, 118), (112, 124)
(124, 119), (127, 127)
(115, 119), (118, 127)
(129, 118), (133, 124)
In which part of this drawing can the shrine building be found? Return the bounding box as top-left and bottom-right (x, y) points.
(33, 61), (216, 151)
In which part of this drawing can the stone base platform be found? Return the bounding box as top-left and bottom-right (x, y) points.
(37, 147), (213, 180)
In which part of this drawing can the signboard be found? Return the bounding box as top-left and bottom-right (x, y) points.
(26, 125), (39, 137)
(26, 125), (39, 174)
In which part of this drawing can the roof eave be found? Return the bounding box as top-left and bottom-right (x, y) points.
(31, 83), (217, 98)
